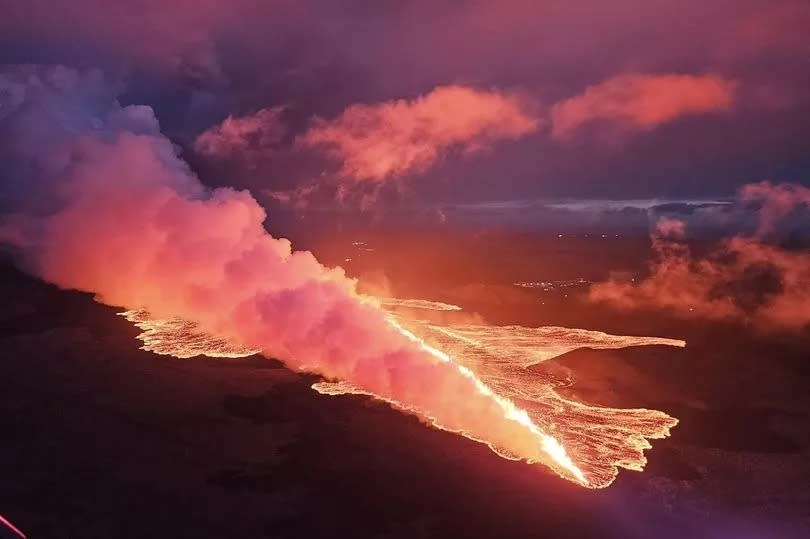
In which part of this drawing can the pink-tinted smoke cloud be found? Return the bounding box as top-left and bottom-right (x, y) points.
(297, 85), (539, 182)
(739, 181), (810, 239)
(0, 66), (584, 483)
(192, 73), (740, 209)
(193, 85), (539, 208)
(551, 73), (736, 138)
(194, 106), (287, 161)
(590, 182), (810, 331)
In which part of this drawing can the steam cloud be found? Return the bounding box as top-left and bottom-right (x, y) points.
(589, 182), (810, 331)
(0, 66), (579, 479)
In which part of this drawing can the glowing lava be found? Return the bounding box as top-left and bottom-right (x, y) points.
(121, 309), (260, 358)
(380, 318), (684, 487)
(121, 299), (684, 489)
(378, 298), (463, 311)
(390, 318), (587, 485)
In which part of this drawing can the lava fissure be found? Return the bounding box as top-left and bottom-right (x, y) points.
(122, 303), (684, 488)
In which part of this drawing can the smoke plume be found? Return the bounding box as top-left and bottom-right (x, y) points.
(0, 66), (585, 482)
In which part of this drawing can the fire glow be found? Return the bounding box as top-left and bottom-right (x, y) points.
(121, 300), (684, 489)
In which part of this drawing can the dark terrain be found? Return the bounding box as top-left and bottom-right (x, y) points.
(1, 232), (809, 538)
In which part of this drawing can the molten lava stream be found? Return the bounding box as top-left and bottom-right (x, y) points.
(120, 304), (685, 489)
(389, 318), (588, 485)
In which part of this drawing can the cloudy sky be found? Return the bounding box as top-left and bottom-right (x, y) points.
(2, 0), (808, 208)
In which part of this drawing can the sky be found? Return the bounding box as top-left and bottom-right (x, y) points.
(1, 0), (809, 211)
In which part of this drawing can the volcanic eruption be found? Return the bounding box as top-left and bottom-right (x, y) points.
(122, 303), (684, 488)
(1, 65), (683, 489)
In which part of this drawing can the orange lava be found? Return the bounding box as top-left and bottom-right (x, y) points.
(120, 309), (260, 358)
(120, 300), (684, 489)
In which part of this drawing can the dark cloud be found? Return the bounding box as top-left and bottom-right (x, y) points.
(0, 0), (808, 204)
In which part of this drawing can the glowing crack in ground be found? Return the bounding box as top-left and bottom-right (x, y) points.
(120, 298), (684, 489)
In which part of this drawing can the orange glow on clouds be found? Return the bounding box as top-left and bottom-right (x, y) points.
(194, 106), (287, 159)
(298, 85), (539, 182)
(551, 73), (735, 137)
(590, 182), (810, 331)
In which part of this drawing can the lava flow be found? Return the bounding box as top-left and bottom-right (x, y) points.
(2, 69), (685, 492)
(121, 299), (684, 489)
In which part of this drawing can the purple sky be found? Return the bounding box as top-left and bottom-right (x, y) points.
(1, 0), (808, 206)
